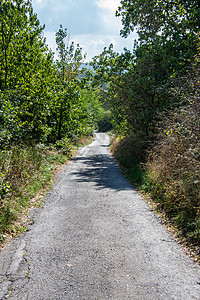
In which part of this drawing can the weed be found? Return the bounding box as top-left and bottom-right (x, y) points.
(111, 99), (200, 257)
(0, 144), (71, 240)
(0, 135), (92, 243)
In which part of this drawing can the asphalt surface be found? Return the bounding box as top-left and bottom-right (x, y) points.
(0, 132), (200, 299)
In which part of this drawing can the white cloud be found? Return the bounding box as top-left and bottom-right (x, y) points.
(96, 0), (120, 13)
(32, 0), (138, 61)
(32, 0), (48, 9)
(44, 31), (135, 62)
(96, 0), (122, 35)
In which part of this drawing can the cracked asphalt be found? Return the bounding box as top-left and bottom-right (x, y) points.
(0, 132), (200, 299)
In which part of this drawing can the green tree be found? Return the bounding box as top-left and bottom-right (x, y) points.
(0, 0), (45, 90)
(49, 25), (87, 141)
(0, 0), (55, 145)
(116, 0), (199, 38)
(90, 45), (134, 134)
(90, 0), (199, 138)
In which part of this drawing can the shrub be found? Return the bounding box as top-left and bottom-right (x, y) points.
(55, 137), (72, 156)
(97, 110), (113, 132)
(0, 146), (44, 234)
(110, 134), (148, 187)
(145, 99), (200, 245)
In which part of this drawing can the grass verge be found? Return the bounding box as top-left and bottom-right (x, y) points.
(110, 134), (200, 264)
(0, 136), (92, 247)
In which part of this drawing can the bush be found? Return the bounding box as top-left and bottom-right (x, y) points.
(97, 110), (113, 132)
(0, 143), (71, 241)
(110, 134), (147, 187)
(145, 99), (200, 245)
(55, 137), (72, 156)
(0, 145), (44, 235)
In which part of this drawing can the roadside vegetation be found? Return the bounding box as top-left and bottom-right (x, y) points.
(1, 0), (199, 260)
(0, 0), (104, 242)
(90, 0), (200, 259)
(110, 85), (200, 261)
(0, 137), (92, 243)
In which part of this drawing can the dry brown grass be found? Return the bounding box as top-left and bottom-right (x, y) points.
(146, 73), (200, 246)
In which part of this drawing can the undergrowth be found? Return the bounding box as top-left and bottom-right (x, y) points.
(111, 104), (200, 261)
(145, 103), (200, 249)
(0, 144), (69, 242)
(110, 134), (146, 188)
(0, 135), (92, 243)
(0, 133), (90, 242)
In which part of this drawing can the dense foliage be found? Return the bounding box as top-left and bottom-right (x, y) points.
(0, 0), (104, 239)
(91, 0), (199, 139)
(0, 1), (102, 147)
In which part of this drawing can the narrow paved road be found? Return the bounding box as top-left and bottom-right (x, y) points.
(0, 132), (200, 299)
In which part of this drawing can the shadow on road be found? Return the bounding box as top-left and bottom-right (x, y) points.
(71, 154), (133, 192)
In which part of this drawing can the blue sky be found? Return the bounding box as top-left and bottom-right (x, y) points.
(32, 0), (137, 61)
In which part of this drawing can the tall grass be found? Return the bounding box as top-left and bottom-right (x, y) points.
(111, 103), (199, 255)
(145, 101), (200, 246)
(110, 134), (147, 187)
(0, 143), (72, 242)
(0, 135), (93, 243)
(111, 123), (199, 255)
(111, 60), (200, 255)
